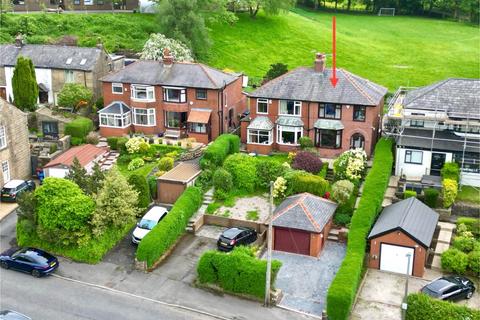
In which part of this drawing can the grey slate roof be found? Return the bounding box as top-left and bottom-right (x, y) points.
(397, 128), (480, 154)
(276, 116), (304, 127)
(247, 116), (274, 130)
(314, 119), (344, 130)
(101, 60), (239, 89)
(272, 193), (337, 233)
(250, 67), (387, 106)
(98, 101), (130, 115)
(368, 197), (439, 248)
(0, 44), (102, 71)
(403, 79), (480, 119)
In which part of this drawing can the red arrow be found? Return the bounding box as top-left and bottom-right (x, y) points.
(330, 16), (339, 88)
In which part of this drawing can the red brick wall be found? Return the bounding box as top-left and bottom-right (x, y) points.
(368, 230), (427, 277)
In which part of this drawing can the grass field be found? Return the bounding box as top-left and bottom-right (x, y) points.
(457, 185), (480, 204)
(0, 8), (478, 90)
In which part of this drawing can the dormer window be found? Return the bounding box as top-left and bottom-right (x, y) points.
(80, 58), (87, 65)
(131, 85), (155, 101)
(66, 58), (72, 65)
(163, 87), (186, 103)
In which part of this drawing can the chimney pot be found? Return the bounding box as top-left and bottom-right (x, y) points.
(15, 34), (24, 48)
(314, 53), (326, 73)
(162, 47), (174, 66)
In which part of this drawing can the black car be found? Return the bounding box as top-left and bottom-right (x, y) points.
(217, 227), (257, 252)
(0, 310), (31, 320)
(0, 247), (59, 277)
(421, 276), (475, 301)
(0, 180), (35, 203)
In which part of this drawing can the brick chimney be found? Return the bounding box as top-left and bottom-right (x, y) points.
(15, 34), (24, 48)
(314, 53), (326, 73)
(162, 47), (174, 66)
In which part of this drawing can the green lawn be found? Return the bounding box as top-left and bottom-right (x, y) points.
(457, 185), (480, 204)
(1, 9), (478, 90)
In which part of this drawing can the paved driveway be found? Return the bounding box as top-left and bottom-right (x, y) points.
(271, 241), (346, 316)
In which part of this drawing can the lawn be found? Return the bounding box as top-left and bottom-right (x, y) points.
(457, 185), (480, 204)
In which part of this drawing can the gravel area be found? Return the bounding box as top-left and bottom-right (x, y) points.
(217, 196), (272, 222)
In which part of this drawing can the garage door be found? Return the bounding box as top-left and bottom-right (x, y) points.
(274, 227), (310, 255)
(380, 243), (414, 275)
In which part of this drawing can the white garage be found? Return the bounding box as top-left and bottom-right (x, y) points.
(379, 244), (414, 275)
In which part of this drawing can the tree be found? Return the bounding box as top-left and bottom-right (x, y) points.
(12, 56), (38, 112)
(140, 33), (194, 62)
(65, 157), (89, 193)
(237, 0), (296, 18)
(0, 0), (12, 28)
(35, 177), (95, 247)
(128, 174), (151, 211)
(91, 167), (138, 237)
(16, 191), (37, 233)
(57, 83), (93, 111)
(263, 63), (288, 83)
(89, 162), (106, 195)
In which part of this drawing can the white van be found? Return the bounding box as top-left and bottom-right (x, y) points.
(131, 206), (168, 244)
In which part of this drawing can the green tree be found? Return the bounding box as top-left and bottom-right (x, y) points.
(57, 83), (93, 111)
(16, 191), (37, 234)
(12, 56), (38, 112)
(128, 174), (151, 211)
(91, 167), (138, 237)
(263, 63), (288, 83)
(89, 162), (106, 195)
(237, 0), (296, 18)
(65, 157), (89, 193)
(35, 177), (95, 247)
(0, 0), (12, 28)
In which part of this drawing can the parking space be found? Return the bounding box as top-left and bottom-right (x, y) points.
(270, 241), (346, 316)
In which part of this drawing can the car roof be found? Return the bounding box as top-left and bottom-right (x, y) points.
(222, 227), (250, 238)
(3, 180), (25, 188)
(427, 278), (456, 292)
(0, 310), (31, 320)
(142, 206), (168, 221)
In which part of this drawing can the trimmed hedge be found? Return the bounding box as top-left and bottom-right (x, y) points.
(326, 138), (393, 320)
(406, 293), (480, 320)
(223, 153), (257, 193)
(423, 188), (439, 208)
(65, 117), (93, 141)
(441, 161), (460, 182)
(136, 187), (203, 268)
(197, 246), (282, 299)
(404, 190), (417, 199)
(200, 134), (240, 169)
(285, 170), (329, 197)
(128, 174), (151, 210)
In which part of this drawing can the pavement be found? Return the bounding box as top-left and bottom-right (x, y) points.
(0, 202), (18, 221)
(270, 242), (346, 316)
(431, 221), (455, 270)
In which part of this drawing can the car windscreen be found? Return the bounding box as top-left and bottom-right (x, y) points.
(222, 228), (242, 239)
(27, 251), (50, 265)
(138, 219), (157, 230)
(421, 286), (441, 298)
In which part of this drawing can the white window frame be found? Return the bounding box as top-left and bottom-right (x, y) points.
(2, 160), (10, 183)
(133, 108), (156, 126)
(276, 125), (303, 145)
(405, 150), (423, 165)
(163, 86), (187, 103)
(247, 129), (272, 145)
(131, 85), (155, 102)
(0, 126), (6, 150)
(64, 70), (74, 83)
(279, 100), (301, 117)
(189, 122), (207, 134)
(256, 99), (269, 115)
(99, 112), (131, 128)
(112, 83), (123, 95)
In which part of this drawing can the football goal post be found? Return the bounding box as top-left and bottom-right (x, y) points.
(378, 8), (395, 16)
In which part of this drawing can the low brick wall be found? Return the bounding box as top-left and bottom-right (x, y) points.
(203, 214), (267, 234)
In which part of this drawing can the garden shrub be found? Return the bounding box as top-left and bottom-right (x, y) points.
(158, 156), (174, 171)
(65, 116), (93, 140)
(441, 162), (460, 182)
(334, 213), (351, 226)
(406, 293), (480, 320)
(457, 217), (480, 239)
(423, 188), (439, 208)
(127, 158), (144, 171)
(299, 136), (314, 149)
(213, 168), (233, 192)
(85, 131), (99, 145)
(256, 160), (285, 189)
(136, 187), (203, 268)
(273, 176), (287, 199)
(197, 246), (282, 299)
(128, 174), (151, 210)
(332, 180), (354, 205)
(201, 134), (240, 170)
(468, 250), (480, 275)
(284, 170), (329, 197)
(125, 137), (150, 154)
(148, 176), (157, 200)
(327, 138), (393, 320)
(453, 236), (476, 253)
(333, 148), (367, 183)
(442, 178), (458, 208)
(117, 137), (129, 153)
(292, 151), (323, 174)
(107, 137), (119, 150)
(223, 153), (257, 193)
(70, 136), (83, 146)
(335, 187), (357, 216)
(195, 169), (213, 191)
(441, 248), (468, 274)
(318, 162), (328, 179)
(155, 170), (166, 177)
(404, 190), (417, 199)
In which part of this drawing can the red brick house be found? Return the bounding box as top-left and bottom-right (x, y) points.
(99, 51), (246, 144)
(241, 53), (388, 157)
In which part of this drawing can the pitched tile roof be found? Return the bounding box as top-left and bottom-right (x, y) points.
(403, 78), (480, 119)
(0, 44), (102, 71)
(44, 144), (108, 169)
(101, 60), (240, 89)
(272, 193), (337, 233)
(368, 197), (439, 248)
(247, 116), (274, 130)
(250, 67), (387, 106)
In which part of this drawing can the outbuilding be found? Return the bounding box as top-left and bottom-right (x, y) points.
(272, 193), (337, 257)
(368, 197), (439, 277)
(157, 162), (202, 204)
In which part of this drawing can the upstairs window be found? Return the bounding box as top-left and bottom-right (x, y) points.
(353, 106), (366, 121)
(64, 70), (74, 83)
(279, 100), (301, 116)
(0, 126), (6, 149)
(196, 89), (207, 100)
(163, 87), (186, 103)
(131, 85), (155, 101)
(112, 83), (123, 94)
(257, 99), (268, 114)
(319, 103), (341, 119)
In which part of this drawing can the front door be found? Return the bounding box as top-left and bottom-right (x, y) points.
(430, 153), (446, 176)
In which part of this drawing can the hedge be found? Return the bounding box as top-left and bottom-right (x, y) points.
(326, 138), (393, 320)
(136, 186), (203, 268)
(406, 293), (480, 320)
(128, 174), (151, 210)
(65, 116), (93, 141)
(423, 188), (439, 208)
(223, 153), (257, 193)
(197, 246), (282, 299)
(441, 162), (460, 182)
(457, 217), (480, 238)
(285, 170), (329, 197)
(200, 134), (240, 169)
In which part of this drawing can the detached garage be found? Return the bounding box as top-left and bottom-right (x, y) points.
(157, 162), (201, 204)
(272, 193), (337, 257)
(368, 197), (439, 277)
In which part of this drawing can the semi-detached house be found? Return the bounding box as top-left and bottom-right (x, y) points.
(241, 53), (388, 158)
(99, 50), (246, 144)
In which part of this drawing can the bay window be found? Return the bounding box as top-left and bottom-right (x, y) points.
(319, 103), (341, 119)
(315, 129), (342, 148)
(163, 87), (186, 103)
(279, 100), (301, 116)
(99, 113), (131, 128)
(133, 108), (155, 126)
(257, 99), (269, 114)
(248, 129), (272, 145)
(277, 125), (302, 145)
(131, 85), (155, 101)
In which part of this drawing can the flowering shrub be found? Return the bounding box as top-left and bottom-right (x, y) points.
(442, 178), (458, 208)
(287, 152), (296, 164)
(333, 148), (367, 183)
(125, 137), (149, 154)
(140, 33), (193, 62)
(331, 180), (354, 205)
(158, 157), (174, 171)
(273, 177), (287, 199)
(127, 158), (144, 171)
(292, 151), (323, 174)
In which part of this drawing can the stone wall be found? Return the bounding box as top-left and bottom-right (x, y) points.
(452, 202), (480, 217)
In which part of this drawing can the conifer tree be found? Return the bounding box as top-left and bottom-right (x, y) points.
(12, 56), (38, 111)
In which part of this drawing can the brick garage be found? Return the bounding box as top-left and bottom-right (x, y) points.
(368, 197), (439, 277)
(272, 193), (337, 257)
(157, 162), (201, 205)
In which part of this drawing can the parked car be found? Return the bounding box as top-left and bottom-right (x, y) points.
(0, 247), (58, 277)
(0, 310), (31, 320)
(421, 276), (475, 301)
(132, 206), (169, 244)
(217, 227), (257, 252)
(0, 180), (35, 203)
